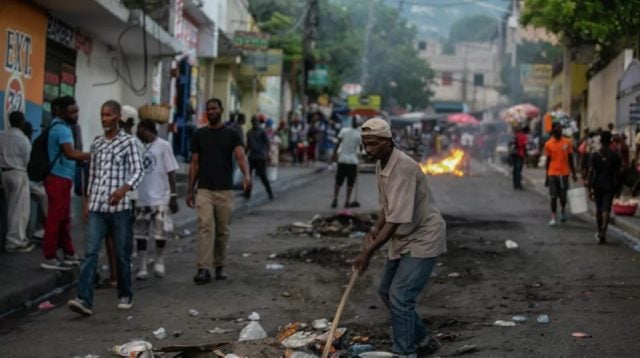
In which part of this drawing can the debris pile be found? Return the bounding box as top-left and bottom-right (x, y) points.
(276, 212), (376, 238)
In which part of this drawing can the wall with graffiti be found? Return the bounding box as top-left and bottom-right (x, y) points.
(0, 0), (46, 132)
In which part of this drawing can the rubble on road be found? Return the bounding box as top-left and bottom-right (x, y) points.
(276, 213), (376, 238)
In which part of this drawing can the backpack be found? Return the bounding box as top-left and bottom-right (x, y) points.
(27, 122), (63, 181)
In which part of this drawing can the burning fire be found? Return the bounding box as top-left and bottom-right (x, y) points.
(419, 148), (466, 177)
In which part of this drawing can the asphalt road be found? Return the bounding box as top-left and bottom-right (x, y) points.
(1, 161), (639, 357)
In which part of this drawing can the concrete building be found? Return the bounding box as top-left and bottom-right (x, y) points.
(418, 40), (504, 113)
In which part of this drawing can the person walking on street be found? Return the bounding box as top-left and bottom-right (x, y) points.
(353, 117), (447, 357)
(245, 115), (273, 200)
(331, 116), (361, 208)
(512, 126), (529, 190)
(0, 112), (34, 253)
(134, 119), (179, 280)
(544, 122), (578, 226)
(67, 100), (144, 316)
(587, 131), (621, 244)
(42, 96), (91, 270)
(187, 98), (250, 285)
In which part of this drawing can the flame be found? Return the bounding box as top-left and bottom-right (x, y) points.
(419, 148), (466, 177)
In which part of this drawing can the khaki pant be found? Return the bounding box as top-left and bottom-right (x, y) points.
(1, 170), (30, 249)
(196, 189), (233, 269)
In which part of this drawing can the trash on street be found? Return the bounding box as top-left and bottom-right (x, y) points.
(238, 321), (268, 341)
(248, 312), (261, 321)
(188, 308), (199, 317)
(311, 318), (331, 331)
(113, 340), (153, 356)
(505, 240), (519, 249)
(512, 315), (527, 323)
(207, 327), (234, 334)
(266, 263), (285, 270)
(277, 213), (376, 238)
(37, 301), (55, 310)
(454, 344), (479, 355)
(494, 320), (516, 327)
(536, 314), (550, 324)
(153, 327), (167, 340)
(571, 332), (592, 338)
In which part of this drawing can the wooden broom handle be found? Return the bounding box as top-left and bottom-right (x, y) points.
(322, 270), (360, 358)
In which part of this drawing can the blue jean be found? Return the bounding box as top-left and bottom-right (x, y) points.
(77, 210), (133, 308)
(379, 255), (437, 355)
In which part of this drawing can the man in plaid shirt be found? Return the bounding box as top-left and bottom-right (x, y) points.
(68, 100), (144, 316)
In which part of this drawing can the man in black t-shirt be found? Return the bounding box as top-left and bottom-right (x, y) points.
(587, 131), (621, 244)
(187, 98), (250, 284)
(245, 115), (273, 200)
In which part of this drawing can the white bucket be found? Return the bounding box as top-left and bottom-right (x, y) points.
(568, 187), (588, 214)
(267, 166), (278, 181)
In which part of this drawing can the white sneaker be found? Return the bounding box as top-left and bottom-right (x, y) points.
(136, 252), (148, 280)
(67, 298), (93, 316)
(117, 297), (133, 310)
(548, 219), (557, 227)
(41, 257), (71, 271)
(136, 266), (149, 280)
(154, 257), (165, 278)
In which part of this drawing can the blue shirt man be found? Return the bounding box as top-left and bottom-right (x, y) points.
(48, 117), (76, 180)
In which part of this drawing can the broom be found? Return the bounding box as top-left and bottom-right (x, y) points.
(321, 269), (360, 358)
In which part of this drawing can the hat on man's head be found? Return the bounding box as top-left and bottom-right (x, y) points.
(121, 105), (138, 121)
(361, 117), (392, 138)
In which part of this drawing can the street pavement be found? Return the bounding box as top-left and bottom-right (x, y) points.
(1, 161), (640, 357)
(0, 164), (323, 319)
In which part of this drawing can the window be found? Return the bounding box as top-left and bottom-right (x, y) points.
(473, 73), (484, 87)
(418, 41), (426, 51)
(441, 72), (453, 86)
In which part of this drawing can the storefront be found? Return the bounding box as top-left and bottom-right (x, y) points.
(0, 0), (47, 133)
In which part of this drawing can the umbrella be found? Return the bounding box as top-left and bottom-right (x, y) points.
(507, 103), (540, 119)
(447, 113), (480, 126)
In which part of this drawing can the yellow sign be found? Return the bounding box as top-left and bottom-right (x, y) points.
(347, 94), (382, 111)
(240, 49), (283, 77)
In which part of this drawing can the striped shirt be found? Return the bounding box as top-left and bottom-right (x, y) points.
(87, 130), (144, 213)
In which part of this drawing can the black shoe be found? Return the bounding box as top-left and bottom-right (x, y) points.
(331, 199), (337, 208)
(417, 336), (442, 356)
(193, 269), (212, 285)
(215, 266), (227, 280)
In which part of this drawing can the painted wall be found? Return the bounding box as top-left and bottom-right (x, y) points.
(0, 0), (47, 132)
(75, 38), (155, 149)
(587, 50), (633, 130)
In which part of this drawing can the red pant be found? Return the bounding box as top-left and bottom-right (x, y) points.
(43, 175), (75, 259)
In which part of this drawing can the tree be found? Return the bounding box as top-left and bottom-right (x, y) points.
(443, 15), (498, 55)
(250, 0), (435, 110)
(521, 0), (640, 71)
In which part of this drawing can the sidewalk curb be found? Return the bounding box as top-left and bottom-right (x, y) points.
(0, 167), (324, 320)
(488, 162), (640, 252)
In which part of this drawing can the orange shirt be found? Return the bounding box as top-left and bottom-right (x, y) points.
(544, 137), (573, 176)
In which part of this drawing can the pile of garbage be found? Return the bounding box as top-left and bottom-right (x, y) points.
(276, 211), (376, 238)
(114, 312), (391, 358)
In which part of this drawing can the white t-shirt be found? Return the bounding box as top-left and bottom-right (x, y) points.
(337, 127), (362, 165)
(137, 138), (179, 207)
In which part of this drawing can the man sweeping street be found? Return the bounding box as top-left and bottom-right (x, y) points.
(353, 117), (447, 358)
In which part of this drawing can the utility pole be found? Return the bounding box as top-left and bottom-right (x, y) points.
(361, 0), (374, 90)
(302, 0), (318, 118)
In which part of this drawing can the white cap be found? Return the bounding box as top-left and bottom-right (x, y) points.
(361, 117), (392, 138)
